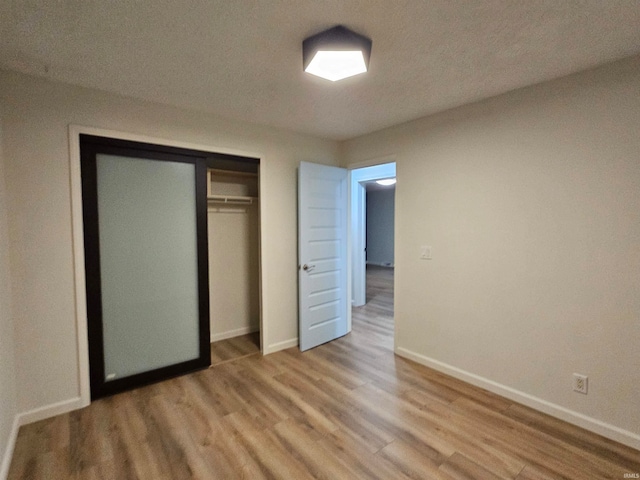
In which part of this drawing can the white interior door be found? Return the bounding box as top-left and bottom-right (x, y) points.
(298, 161), (349, 351)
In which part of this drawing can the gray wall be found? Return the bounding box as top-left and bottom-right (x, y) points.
(0, 112), (17, 477)
(366, 187), (395, 266)
(342, 56), (640, 447)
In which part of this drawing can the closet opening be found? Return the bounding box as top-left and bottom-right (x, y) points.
(205, 156), (262, 365)
(78, 132), (262, 400)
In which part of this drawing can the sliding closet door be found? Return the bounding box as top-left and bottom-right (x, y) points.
(80, 135), (210, 399)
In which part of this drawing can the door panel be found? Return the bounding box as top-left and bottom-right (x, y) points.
(308, 240), (341, 260)
(81, 135), (210, 399)
(97, 154), (200, 379)
(298, 161), (348, 351)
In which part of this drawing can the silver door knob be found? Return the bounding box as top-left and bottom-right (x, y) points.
(302, 264), (316, 271)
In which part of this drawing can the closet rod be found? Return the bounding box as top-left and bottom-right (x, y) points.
(207, 194), (255, 204)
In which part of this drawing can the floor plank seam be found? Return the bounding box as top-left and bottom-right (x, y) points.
(210, 351), (261, 368)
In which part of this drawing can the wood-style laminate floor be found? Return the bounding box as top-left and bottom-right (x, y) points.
(210, 332), (260, 366)
(8, 266), (640, 479)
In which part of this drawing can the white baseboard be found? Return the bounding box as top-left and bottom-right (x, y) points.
(366, 261), (394, 267)
(396, 347), (640, 451)
(211, 326), (258, 343)
(0, 415), (20, 480)
(264, 337), (298, 355)
(18, 396), (86, 427)
(0, 396), (97, 478)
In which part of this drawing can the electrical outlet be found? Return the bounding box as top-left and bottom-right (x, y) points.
(573, 373), (588, 394)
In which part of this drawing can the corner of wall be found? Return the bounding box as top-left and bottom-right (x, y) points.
(0, 103), (20, 480)
(0, 417), (19, 480)
(264, 338), (298, 355)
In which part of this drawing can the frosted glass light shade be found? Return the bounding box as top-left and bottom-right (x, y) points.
(305, 50), (367, 81)
(376, 178), (396, 186)
(303, 25), (372, 82)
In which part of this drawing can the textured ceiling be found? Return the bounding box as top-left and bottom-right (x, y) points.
(1, 1), (640, 140)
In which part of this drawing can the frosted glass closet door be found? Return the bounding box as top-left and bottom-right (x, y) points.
(81, 135), (210, 400)
(96, 154), (200, 380)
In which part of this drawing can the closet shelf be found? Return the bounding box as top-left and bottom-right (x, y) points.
(208, 168), (258, 178)
(207, 194), (257, 205)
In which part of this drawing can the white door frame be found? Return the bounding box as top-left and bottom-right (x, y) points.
(349, 159), (396, 308)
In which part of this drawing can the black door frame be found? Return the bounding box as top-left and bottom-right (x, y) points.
(79, 134), (219, 399)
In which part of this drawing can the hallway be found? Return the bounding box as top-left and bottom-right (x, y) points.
(352, 265), (394, 351)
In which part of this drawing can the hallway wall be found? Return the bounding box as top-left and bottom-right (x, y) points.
(366, 187), (395, 266)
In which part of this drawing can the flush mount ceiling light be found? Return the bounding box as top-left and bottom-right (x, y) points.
(303, 25), (372, 82)
(376, 178), (396, 186)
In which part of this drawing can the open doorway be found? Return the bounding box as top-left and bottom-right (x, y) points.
(350, 162), (396, 307)
(349, 162), (396, 347)
(364, 182), (395, 301)
(296, 161), (393, 351)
